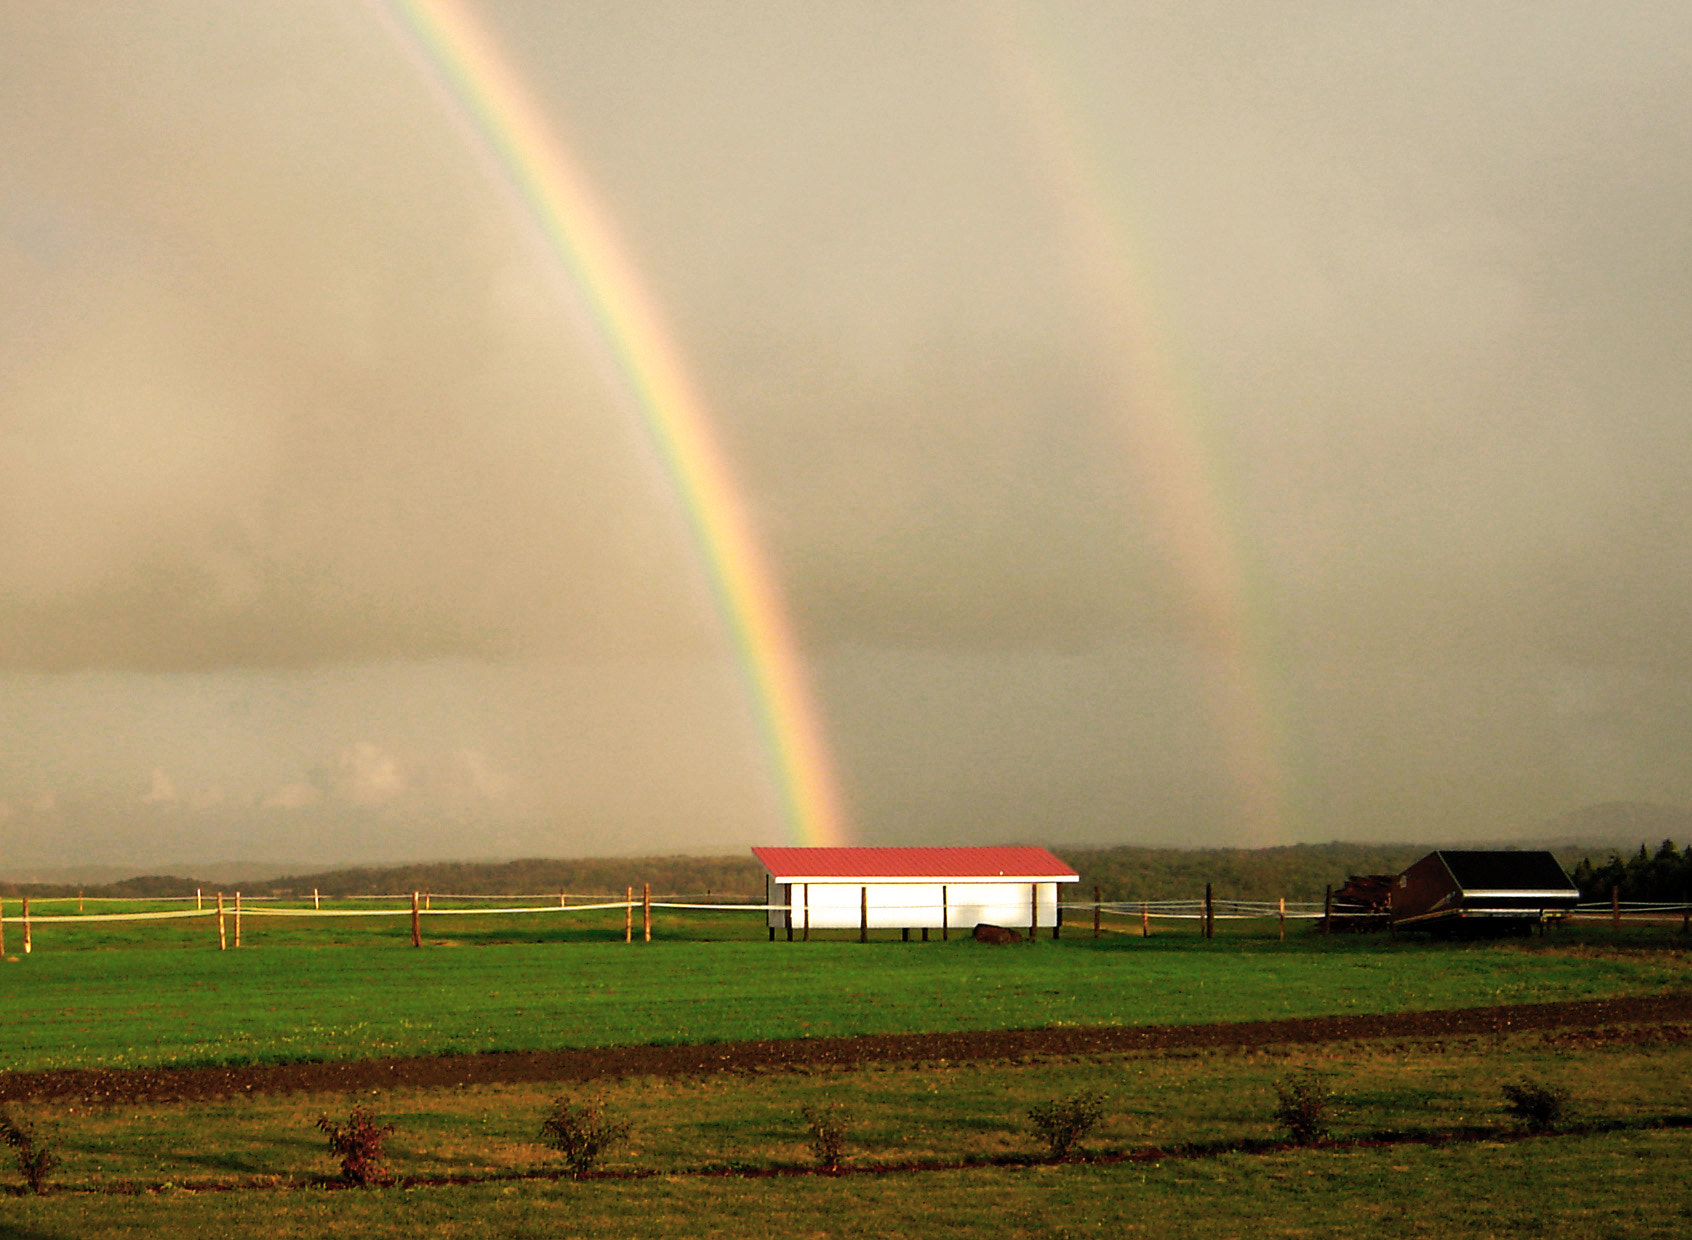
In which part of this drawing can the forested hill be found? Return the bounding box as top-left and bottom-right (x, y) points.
(0, 838), (1646, 902)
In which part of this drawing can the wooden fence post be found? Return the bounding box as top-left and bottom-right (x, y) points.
(1093, 885), (1101, 939)
(313, 887), (320, 911)
(625, 886), (633, 943)
(559, 889), (566, 908)
(78, 889), (83, 914)
(234, 891), (242, 948)
(642, 882), (651, 942)
(216, 892), (226, 951)
(196, 888), (203, 912)
(1141, 900), (1149, 938)
(411, 891), (422, 948)
(1204, 883), (1213, 939)
(1611, 884), (1620, 930)
(860, 886), (868, 943)
(0, 896), (6, 956)
(424, 887), (432, 912)
(21, 897), (30, 955)
(1278, 896), (1286, 942)
(1323, 885), (1333, 936)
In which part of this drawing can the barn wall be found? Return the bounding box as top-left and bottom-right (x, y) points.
(765, 880), (1065, 929)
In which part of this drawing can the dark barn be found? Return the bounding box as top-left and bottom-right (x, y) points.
(1391, 850), (1580, 932)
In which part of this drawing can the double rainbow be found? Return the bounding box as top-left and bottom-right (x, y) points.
(377, 0), (848, 846)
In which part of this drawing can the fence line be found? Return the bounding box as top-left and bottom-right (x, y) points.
(1, 894), (1682, 932)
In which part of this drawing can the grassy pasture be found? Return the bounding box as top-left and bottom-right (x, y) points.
(0, 914), (1685, 1071)
(0, 1025), (1688, 1236)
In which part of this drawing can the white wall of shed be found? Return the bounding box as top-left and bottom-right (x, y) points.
(764, 880), (1065, 930)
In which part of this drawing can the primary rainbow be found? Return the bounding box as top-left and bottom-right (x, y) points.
(376, 0), (849, 846)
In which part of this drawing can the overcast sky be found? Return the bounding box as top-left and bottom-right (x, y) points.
(2, 2), (1689, 872)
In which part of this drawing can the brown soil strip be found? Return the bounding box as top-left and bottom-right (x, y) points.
(3, 992), (1688, 1106)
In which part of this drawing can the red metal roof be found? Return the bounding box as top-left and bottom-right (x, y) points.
(751, 846), (1077, 881)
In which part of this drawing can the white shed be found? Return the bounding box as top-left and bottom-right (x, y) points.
(753, 845), (1080, 940)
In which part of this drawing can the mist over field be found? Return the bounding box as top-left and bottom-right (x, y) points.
(3, 3), (1691, 871)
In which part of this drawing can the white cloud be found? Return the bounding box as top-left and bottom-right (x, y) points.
(263, 781), (321, 810)
(332, 740), (406, 806)
(142, 766), (177, 804)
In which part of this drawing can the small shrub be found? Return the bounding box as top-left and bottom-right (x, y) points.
(1027, 1090), (1107, 1162)
(316, 1106), (396, 1186)
(801, 1102), (850, 1173)
(539, 1097), (632, 1179)
(0, 1112), (55, 1195)
(1502, 1078), (1568, 1132)
(1273, 1071), (1332, 1145)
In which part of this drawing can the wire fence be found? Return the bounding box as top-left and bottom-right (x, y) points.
(0, 891), (1682, 945)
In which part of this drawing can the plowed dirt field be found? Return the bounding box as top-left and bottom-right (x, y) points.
(4, 993), (1687, 1106)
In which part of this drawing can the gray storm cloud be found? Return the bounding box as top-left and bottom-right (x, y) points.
(1, 2), (1689, 867)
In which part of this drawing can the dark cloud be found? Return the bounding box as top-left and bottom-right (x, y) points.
(1, 2), (1689, 864)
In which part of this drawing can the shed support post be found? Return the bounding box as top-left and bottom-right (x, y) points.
(1611, 884), (1620, 930)
(803, 883), (809, 941)
(941, 885), (948, 940)
(1030, 883), (1038, 943)
(860, 886), (868, 943)
(784, 884), (793, 942)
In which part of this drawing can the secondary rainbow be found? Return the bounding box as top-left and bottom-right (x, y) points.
(979, 7), (1289, 844)
(376, 0), (849, 846)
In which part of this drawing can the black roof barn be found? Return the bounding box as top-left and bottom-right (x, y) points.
(1392, 850), (1580, 930)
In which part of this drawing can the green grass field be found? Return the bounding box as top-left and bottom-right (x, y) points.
(0, 917), (1685, 1071)
(0, 913), (1686, 1237)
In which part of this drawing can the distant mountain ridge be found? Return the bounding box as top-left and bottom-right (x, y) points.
(1, 801), (1682, 902)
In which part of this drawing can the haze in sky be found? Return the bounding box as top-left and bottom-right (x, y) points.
(2, 2), (1689, 873)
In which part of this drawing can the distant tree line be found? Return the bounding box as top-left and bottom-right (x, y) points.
(5, 838), (1666, 905)
(1057, 843), (1443, 904)
(1570, 840), (1692, 903)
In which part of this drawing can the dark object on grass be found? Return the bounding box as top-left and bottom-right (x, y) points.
(1324, 874), (1395, 933)
(539, 1097), (633, 1179)
(316, 1106), (397, 1186)
(801, 1101), (850, 1172)
(1501, 1077), (1568, 1132)
(1027, 1090), (1106, 1162)
(0, 1111), (55, 1195)
(1273, 1071), (1332, 1144)
(972, 923), (1023, 945)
